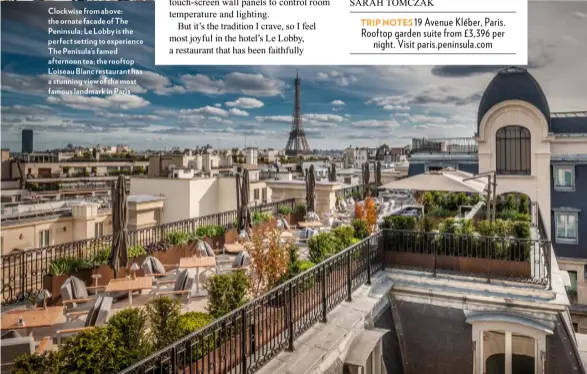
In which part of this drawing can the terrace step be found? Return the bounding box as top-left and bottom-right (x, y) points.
(387, 268), (555, 302)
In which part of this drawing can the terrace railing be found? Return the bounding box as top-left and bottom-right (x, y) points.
(410, 137), (478, 154)
(383, 229), (551, 288)
(0, 199), (295, 306)
(119, 232), (385, 374)
(118, 224), (553, 374)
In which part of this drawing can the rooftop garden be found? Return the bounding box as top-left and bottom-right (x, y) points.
(382, 191), (541, 281)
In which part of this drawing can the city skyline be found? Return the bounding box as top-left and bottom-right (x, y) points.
(1, 2), (586, 151)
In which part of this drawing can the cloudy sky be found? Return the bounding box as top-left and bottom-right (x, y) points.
(1, 2), (586, 152)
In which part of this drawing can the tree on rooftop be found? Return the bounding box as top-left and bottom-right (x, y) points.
(245, 226), (293, 297)
(364, 197), (378, 234)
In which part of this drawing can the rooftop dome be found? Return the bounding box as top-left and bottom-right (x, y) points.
(477, 67), (550, 132)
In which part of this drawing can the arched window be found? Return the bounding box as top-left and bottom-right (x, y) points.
(496, 126), (531, 175)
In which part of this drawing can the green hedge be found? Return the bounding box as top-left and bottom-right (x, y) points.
(383, 216), (533, 261)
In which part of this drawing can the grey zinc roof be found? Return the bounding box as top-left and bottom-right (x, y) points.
(550, 112), (587, 134)
(477, 67), (550, 131)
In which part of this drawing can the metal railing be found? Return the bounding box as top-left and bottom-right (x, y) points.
(119, 232), (384, 374)
(336, 184), (364, 199)
(384, 229), (551, 288)
(410, 137), (478, 154)
(0, 199), (295, 306)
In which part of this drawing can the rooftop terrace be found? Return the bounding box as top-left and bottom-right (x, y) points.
(0, 190), (570, 373)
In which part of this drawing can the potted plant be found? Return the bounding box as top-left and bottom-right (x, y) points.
(251, 212), (274, 232)
(42, 257), (93, 305)
(278, 206), (293, 224)
(90, 246), (148, 286)
(292, 203), (307, 225)
(225, 220), (239, 244)
(195, 225), (226, 250)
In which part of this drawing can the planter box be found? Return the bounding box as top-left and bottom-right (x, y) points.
(203, 235), (225, 250)
(290, 212), (305, 226)
(225, 230), (239, 244)
(386, 251), (531, 279)
(153, 241), (198, 265)
(43, 270), (92, 306)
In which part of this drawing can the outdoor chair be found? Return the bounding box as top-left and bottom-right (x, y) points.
(197, 240), (215, 257)
(142, 256), (178, 290)
(299, 227), (317, 242)
(1, 331), (50, 373)
(55, 296), (113, 345)
(196, 241), (217, 278)
(153, 269), (195, 304)
(277, 216), (298, 236)
(230, 251), (251, 273)
(61, 275), (124, 319)
(306, 211), (320, 222)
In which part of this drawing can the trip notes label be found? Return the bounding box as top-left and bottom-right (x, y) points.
(155, 0), (527, 65)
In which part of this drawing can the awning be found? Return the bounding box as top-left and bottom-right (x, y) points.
(344, 328), (390, 367)
(379, 170), (487, 193)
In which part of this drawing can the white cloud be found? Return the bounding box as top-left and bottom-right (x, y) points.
(229, 108), (249, 116)
(179, 72), (285, 96)
(316, 71), (358, 86)
(331, 100), (345, 106)
(225, 97), (264, 109)
(46, 94), (150, 110)
(178, 106), (229, 117)
(255, 113), (345, 125)
(352, 120), (401, 129)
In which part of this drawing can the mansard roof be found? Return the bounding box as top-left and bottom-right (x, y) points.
(477, 67), (550, 131)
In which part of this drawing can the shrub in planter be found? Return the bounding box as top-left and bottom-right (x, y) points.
(252, 212), (273, 226)
(145, 239), (173, 254)
(44, 257), (94, 305)
(180, 312), (214, 336)
(292, 203), (307, 223)
(146, 296), (183, 350)
(332, 226), (355, 247)
(179, 312), (215, 359)
(196, 225), (226, 249)
(205, 270), (250, 318)
(278, 206), (292, 217)
(418, 216), (435, 232)
(380, 215), (417, 231)
(13, 350), (61, 374)
(59, 326), (126, 373)
(106, 307), (152, 367)
(166, 231), (196, 247)
(308, 232), (343, 264)
(510, 221), (531, 239)
(352, 219), (369, 240)
(129, 245), (147, 259)
(518, 194), (530, 215)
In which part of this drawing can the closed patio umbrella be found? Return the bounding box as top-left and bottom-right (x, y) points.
(330, 163), (337, 182)
(237, 168), (252, 233)
(108, 175), (129, 279)
(363, 163), (370, 199)
(306, 165), (316, 213)
(376, 161), (382, 187)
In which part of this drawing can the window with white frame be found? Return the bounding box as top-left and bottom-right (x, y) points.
(95, 222), (104, 238)
(555, 212), (578, 244)
(468, 315), (551, 374)
(553, 166), (574, 191)
(39, 230), (50, 247)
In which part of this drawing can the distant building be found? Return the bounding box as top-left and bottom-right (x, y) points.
(21, 129), (33, 153)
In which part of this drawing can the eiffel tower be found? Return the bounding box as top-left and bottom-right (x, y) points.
(285, 71), (310, 156)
